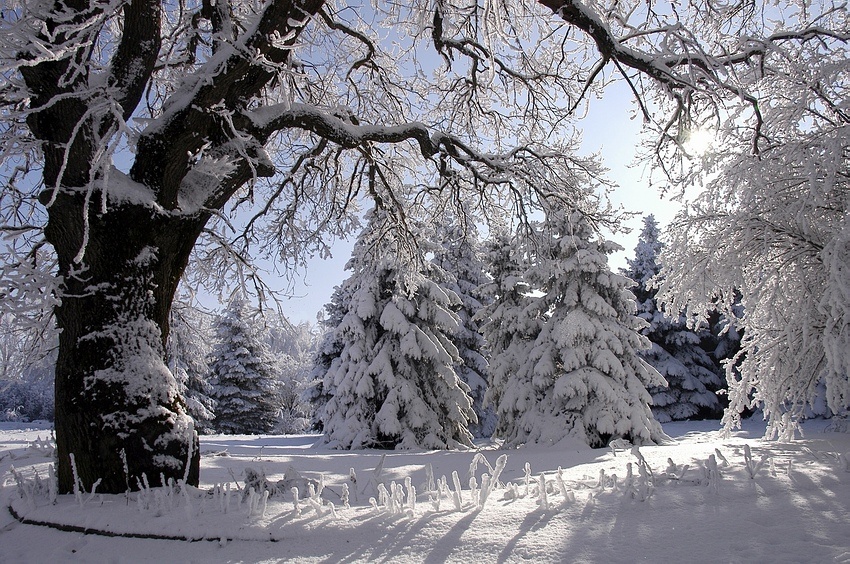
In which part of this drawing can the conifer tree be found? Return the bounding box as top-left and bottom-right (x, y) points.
(498, 204), (665, 448)
(626, 215), (723, 422)
(477, 229), (539, 444)
(168, 303), (216, 433)
(306, 285), (349, 431)
(319, 208), (476, 449)
(209, 295), (281, 434)
(433, 216), (496, 438)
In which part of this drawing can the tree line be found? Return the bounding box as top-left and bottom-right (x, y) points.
(4, 210), (751, 446)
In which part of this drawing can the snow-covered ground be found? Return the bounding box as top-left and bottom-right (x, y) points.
(1, 419), (848, 563)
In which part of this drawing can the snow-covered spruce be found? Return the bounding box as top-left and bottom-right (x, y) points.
(432, 214), (496, 438)
(477, 228), (539, 444)
(624, 215), (723, 422)
(168, 301), (217, 433)
(493, 204), (666, 448)
(306, 284), (351, 432)
(318, 208), (476, 450)
(208, 294), (281, 435)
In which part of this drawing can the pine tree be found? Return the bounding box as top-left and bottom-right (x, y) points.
(477, 229), (539, 444)
(209, 294), (281, 434)
(433, 216), (496, 438)
(625, 215), (723, 422)
(319, 208), (476, 449)
(497, 205), (665, 448)
(168, 303), (216, 433)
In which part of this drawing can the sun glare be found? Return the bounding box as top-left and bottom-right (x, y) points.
(684, 128), (715, 156)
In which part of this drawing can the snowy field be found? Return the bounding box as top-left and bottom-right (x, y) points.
(1, 420), (848, 563)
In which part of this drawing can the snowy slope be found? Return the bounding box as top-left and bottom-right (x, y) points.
(1, 419), (848, 563)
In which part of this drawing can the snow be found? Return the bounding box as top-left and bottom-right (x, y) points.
(2, 419), (849, 562)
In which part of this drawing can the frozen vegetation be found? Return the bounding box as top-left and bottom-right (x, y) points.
(1, 418), (849, 562)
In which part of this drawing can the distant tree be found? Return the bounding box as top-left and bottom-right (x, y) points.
(496, 204), (665, 448)
(168, 302), (217, 433)
(0, 311), (56, 422)
(209, 295), (281, 434)
(625, 215), (723, 422)
(319, 208), (476, 449)
(306, 285), (350, 431)
(477, 229), (538, 443)
(0, 354), (55, 422)
(433, 216), (496, 438)
(266, 314), (317, 434)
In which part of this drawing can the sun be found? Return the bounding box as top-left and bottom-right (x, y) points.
(684, 127), (715, 156)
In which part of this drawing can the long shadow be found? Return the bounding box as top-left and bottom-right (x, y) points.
(496, 509), (556, 564)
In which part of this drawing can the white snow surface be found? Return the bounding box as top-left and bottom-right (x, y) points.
(1, 419), (849, 563)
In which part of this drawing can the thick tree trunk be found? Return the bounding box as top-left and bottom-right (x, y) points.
(45, 189), (207, 494)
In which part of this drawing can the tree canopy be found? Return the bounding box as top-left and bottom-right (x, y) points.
(1, 0), (846, 490)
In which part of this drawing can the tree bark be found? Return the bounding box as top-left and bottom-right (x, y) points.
(45, 189), (207, 494)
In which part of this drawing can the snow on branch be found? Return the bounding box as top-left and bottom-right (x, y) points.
(538, 0), (847, 156)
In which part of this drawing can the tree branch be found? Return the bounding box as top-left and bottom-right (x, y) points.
(107, 0), (161, 121)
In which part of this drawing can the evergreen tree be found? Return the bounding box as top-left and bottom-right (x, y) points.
(497, 204), (665, 448)
(625, 215), (723, 422)
(477, 229), (539, 444)
(209, 295), (281, 434)
(265, 314), (317, 434)
(433, 216), (496, 438)
(319, 208), (476, 450)
(168, 303), (217, 433)
(306, 285), (350, 431)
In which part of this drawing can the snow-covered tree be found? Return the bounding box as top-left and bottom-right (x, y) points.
(168, 302), (217, 433)
(433, 216), (496, 438)
(477, 229), (538, 442)
(655, 6), (849, 437)
(0, 309), (57, 422)
(2, 0), (842, 491)
(319, 208), (476, 449)
(209, 295), (281, 435)
(265, 314), (317, 434)
(497, 204), (665, 448)
(625, 215), (722, 422)
(306, 285), (351, 431)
